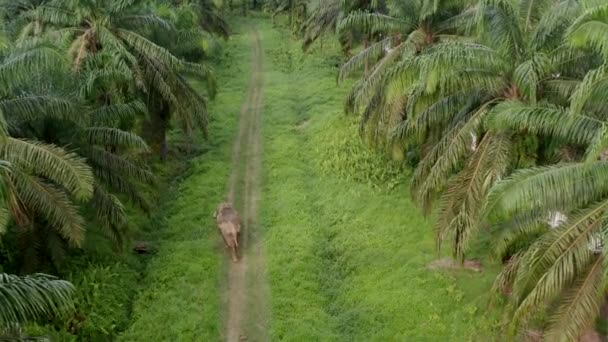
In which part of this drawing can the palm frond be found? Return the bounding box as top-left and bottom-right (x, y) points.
(492, 211), (548, 260)
(0, 45), (66, 89)
(90, 101), (147, 125)
(91, 185), (126, 245)
(2, 138), (93, 200)
(0, 94), (81, 126)
(568, 3), (608, 58)
(544, 255), (605, 342)
(513, 54), (551, 104)
(339, 35), (397, 81)
(486, 163), (608, 219)
(81, 127), (149, 151)
(0, 273), (75, 326)
(9, 171), (85, 247)
(84, 147), (154, 185)
(508, 200), (608, 336)
(412, 100), (495, 214)
(116, 29), (184, 69)
(530, 0), (580, 49)
(435, 132), (512, 260)
(338, 10), (409, 33)
(487, 101), (600, 145)
(93, 168), (150, 211)
(569, 64), (607, 116)
(118, 14), (172, 31)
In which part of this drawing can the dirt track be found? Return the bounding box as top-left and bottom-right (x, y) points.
(224, 28), (269, 342)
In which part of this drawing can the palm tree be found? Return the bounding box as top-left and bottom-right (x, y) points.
(301, 0), (383, 56)
(481, 1), (608, 339)
(382, 0), (583, 262)
(301, 0), (342, 52)
(0, 40), (98, 270)
(486, 162), (608, 340)
(337, 0), (468, 147)
(265, 0), (309, 31)
(142, 2), (217, 160)
(11, 0), (214, 160)
(0, 21), (152, 267)
(0, 42), (81, 322)
(194, 0), (231, 39)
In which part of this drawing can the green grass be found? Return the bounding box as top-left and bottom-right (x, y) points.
(117, 21), (254, 341)
(256, 18), (503, 341)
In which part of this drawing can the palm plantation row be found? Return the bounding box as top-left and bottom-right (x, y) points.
(0, 0), (230, 338)
(263, 0), (608, 340)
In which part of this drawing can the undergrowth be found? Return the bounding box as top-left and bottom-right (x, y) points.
(23, 146), (198, 341)
(314, 117), (409, 191)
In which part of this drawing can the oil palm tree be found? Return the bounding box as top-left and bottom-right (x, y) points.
(11, 0), (214, 160)
(194, 0), (231, 39)
(481, 1), (608, 339)
(143, 2), (216, 160)
(17, 96), (155, 248)
(301, 0), (343, 52)
(0, 41), (97, 270)
(389, 0), (584, 262)
(301, 0), (384, 56)
(265, 0), (309, 31)
(0, 32), (151, 267)
(338, 0), (468, 149)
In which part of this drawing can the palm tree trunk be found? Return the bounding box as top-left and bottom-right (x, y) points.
(364, 35), (370, 76)
(160, 130), (168, 161)
(288, 1), (293, 28)
(143, 104), (170, 161)
(599, 295), (608, 341)
(339, 32), (351, 60)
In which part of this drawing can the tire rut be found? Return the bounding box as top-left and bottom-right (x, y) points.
(224, 28), (269, 342)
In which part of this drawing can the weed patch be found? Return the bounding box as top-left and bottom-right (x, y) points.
(314, 117), (410, 191)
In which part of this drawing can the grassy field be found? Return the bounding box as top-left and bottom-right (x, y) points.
(257, 18), (502, 341)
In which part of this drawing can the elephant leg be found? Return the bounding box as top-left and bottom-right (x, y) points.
(230, 246), (238, 263)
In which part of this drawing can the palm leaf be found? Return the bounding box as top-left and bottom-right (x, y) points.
(0, 94), (81, 126)
(89, 101), (147, 125)
(81, 127), (149, 151)
(91, 185), (126, 245)
(508, 200), (608, 334)
(436, 132), (512, 259)
(485, 163), (608, 219)
(2, 138), (93, 200)
(544, 255), (605, 342)
(487, 101), (600, 145)
(0, 273), (75, 326)
(84, 147), (154, 185)
(9, 171), (85, 247)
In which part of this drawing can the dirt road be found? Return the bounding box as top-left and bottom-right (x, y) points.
(223, 28), (270, 342)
